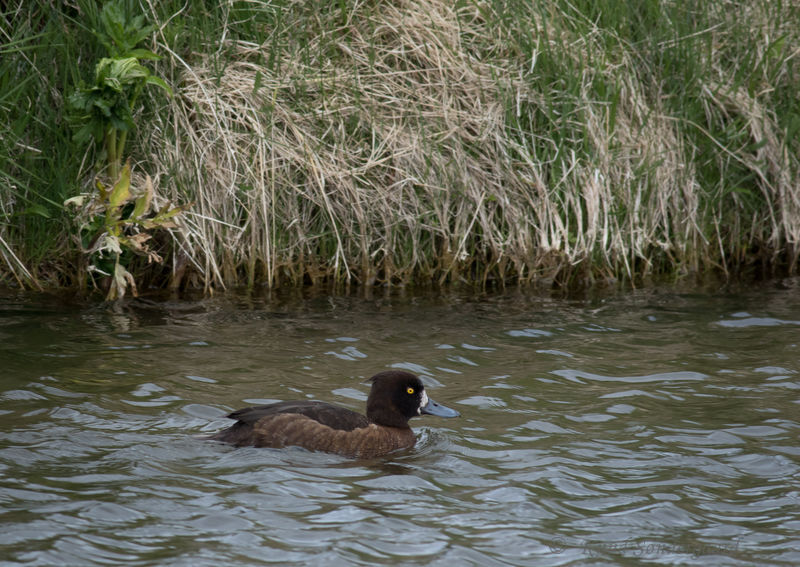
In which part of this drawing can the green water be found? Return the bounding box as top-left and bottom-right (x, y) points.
(1, 283), (799, 566)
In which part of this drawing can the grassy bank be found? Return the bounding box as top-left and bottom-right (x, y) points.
(3, 0), (800, 293)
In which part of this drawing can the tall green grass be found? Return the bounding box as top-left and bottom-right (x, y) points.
(2, 0), (799, 292)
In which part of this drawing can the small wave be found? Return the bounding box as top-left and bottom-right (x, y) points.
(716, 316), (800, 328)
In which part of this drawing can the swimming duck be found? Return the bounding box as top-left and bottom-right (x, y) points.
(209, 370), (460, 459)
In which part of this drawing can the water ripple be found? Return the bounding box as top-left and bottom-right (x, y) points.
(2, 288), (800, 565)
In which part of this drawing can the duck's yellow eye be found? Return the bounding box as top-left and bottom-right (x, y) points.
(407, 387), (415, 395)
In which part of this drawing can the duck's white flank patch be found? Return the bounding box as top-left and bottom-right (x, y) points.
(418, 390), (428, 414)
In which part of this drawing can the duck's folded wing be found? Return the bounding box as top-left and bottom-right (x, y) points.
(225, 401), (370, 431)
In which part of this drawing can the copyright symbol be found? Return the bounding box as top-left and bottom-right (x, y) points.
(548, 537), (566, 553)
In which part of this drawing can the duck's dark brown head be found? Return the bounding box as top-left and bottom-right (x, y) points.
(365, 370), (460, 428)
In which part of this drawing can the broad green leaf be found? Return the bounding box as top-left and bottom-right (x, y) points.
(155, 202), (189, 221)
(73, 123), (95, 144)
(24, 204), (52, 218)
(145, 75), (173, 96)
(132, 175), (153, 219)
(109, 162), (131, 208)
(96, 179), (109, 201)
(109, 58), (148, 83)
(129, 48), (161, 61)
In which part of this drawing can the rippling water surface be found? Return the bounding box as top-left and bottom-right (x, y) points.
(1, 283), (799, 566)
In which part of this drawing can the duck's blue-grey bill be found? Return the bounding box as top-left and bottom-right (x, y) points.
(421, 399), (460, 418)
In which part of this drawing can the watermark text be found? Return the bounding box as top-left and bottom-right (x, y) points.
(547, 536), (741, 558)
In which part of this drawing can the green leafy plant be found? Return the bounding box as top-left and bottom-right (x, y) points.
(66, 1), (184, 299)
(68, 1), (172, 182)
(69, 56), (170, 182)
(65, 161), (187, 299)
(95, 0), (158, 58)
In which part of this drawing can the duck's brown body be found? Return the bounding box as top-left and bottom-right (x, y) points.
(210, 401), (416, 459)
(209, 370), (459, 459)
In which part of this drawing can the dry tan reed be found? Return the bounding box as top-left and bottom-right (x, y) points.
(134, 0), (800, 290)
(0, 189), (41, 289)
